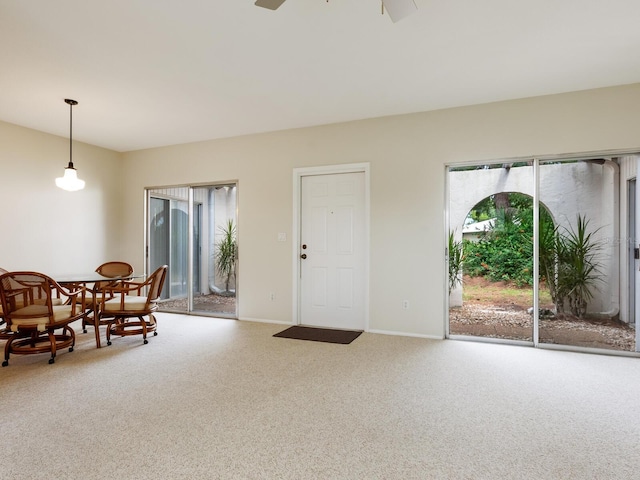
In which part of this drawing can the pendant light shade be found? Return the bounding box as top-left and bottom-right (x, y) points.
(56, 98), (85, 191)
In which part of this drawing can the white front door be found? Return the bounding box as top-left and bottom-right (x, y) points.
(299, 172), (366, 330)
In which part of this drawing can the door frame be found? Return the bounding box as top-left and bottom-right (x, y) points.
(628, 178), (636, 328)
(292, 163), (371, 329)
(145, 182), (238, 317)
(446, 149), (640, 356)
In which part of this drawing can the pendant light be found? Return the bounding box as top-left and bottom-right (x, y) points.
(55, 98), (85, 191)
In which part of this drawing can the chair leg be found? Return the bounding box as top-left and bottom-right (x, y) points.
(105, 314), (158, 346)
(139, 316), (148, 344)
(48, 331), (57, 364)
(82, 309), (95, 334)
(150, 314), (158, 337)
(65, 326), (76, 352)
(105, 317), (120, 346)
(2, 335), (14, 367)
(106, 319), (112, 346)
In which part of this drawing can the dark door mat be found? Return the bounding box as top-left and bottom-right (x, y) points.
(273, 326), (363, 344)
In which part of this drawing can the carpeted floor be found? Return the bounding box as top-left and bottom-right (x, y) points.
(1, 313), (639, 479)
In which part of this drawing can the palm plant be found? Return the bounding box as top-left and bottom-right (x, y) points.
(538, 208), (561, 307)
(559, 215), (603, 317)
(448, 230), (465, 294)
(540, 214), (603, 317)
(215, 219), (237, 294)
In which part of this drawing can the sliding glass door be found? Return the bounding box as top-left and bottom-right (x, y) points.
(147, 183), (237, 317)
(536, 159), (634, 351)
(149, 197), (171, 299)
(447, 155), (639, 354)
(448, 162), (534, 343)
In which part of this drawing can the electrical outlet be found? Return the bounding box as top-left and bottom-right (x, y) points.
(402, 300), (410, 310)
(269, 292), (276, 301)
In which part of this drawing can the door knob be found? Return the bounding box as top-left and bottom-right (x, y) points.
(300, 254), (307, 259)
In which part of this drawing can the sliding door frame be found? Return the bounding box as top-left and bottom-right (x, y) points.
(145, 181), (239, 318)
(445, 148), (640, 357)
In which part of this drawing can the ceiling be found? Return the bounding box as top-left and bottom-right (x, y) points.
(1, 0), (640, 152)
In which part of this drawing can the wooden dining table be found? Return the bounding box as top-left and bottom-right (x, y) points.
(55, 272), (135, 348)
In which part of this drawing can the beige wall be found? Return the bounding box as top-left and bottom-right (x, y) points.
(121, 84), (640, 338)
(2, 84), (639, 338)
(0, 120), (124, 275)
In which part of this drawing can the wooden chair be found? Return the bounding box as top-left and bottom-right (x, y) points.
(0, 271), (87, 366)
(99, 265), (167, 346)
(0, 267), (11, 339)
(81, 261), (134, 334)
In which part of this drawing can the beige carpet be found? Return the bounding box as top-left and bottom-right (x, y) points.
(1, 313), (639, 479)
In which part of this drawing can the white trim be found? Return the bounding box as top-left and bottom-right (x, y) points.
(292, 163), (371, 330)
(533, 158), (540, 346)
(368, 329), (444, 340)
(444, 164), (451, 338)
(238, 317), (291, 326)
(449, 334), (534, 347)
(537, 343), (640, 358)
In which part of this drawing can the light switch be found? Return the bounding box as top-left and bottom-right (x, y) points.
(278, 232), (286, 242)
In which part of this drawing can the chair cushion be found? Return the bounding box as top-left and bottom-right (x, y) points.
(10, 305), (78, 332)
(9, 298), (63, 308)
(0, 298), (62, 312)
(34, 298), (63, 306)
(85, 292), (121, 301)
(104, 296), (152, 312)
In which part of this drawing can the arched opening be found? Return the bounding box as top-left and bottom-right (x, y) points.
(449, 192), (555, 342)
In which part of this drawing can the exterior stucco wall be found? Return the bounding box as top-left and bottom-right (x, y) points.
(449, 161), (619, 316)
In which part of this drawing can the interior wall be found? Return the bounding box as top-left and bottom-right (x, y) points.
(0, 120), (124, 275)
(123, 84), (640, 337)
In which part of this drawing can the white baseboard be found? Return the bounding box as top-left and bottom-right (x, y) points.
(238, 317), (292, 326)
(367, 329), (444, 340)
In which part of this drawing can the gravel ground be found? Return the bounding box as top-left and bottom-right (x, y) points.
(450, 303), (636, 351)
(159, 293), (236, 315)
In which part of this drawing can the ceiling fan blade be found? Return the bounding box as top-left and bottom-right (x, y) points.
(381, 0), (418, 23)
(255, 0), (287, 10)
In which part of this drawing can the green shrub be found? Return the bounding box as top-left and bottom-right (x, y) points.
(463, 205), (534, 286)
(463, 195), (603, 317)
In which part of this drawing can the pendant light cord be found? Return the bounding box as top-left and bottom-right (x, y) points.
(65, 98), (78, 169)
(69, 100), (73, 168)
(56, 98), (85, 191)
